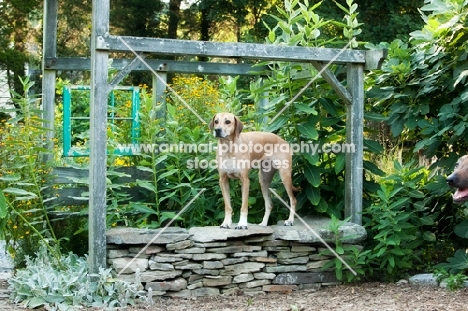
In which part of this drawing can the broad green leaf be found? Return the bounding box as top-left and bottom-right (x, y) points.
(153, 154), (168, 166)
(131, 203), (157, 215)
(319, 98), (337, 116)
(405, 116), (418, 130)
(315, 199), (329, 213)
(107, 170), (131, 178)
(336, 244), (344, 255)
(364, 140), (383, 154)
(364, 112), (387, 122)
(423, 231), (436, 242)
(156, 169), (179, 182)
(0, 191), (6, 218)
(295, 103), (318, 115)
(268, 30), (275, 43)
(302, 152), (320, 165)
(388, 197), (409, 210)
(408, 190), (425, 199)
(297, 124), (318, 140)
(27, 297), (47, 308)
(363, 161), (385, 176)
(454, 219), (468, 239)
(3, 187), (38, 198)
(304, 165), (321, 187)
(0, 175), (21, 182)
(264, 114), (288, 133)
(390, 117), (405, 137)
(136, 165), (153, 173)
(161, 211), (182, 221)
(306, 186), (321, 205)
(136, 180), (156, 192)
(335, 153), (345, 174)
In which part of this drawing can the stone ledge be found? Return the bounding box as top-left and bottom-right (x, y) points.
(107, 217), (367, 297)
(272, 216), (367, 244)
(107, 227), (191, 245)
(189, 225), (274, 243)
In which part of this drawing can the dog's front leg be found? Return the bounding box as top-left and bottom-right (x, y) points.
(219, 174), (233, 228)
(236, 175), (250, 229)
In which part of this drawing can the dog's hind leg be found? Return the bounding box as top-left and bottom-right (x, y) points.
(278, 168), (297, 226)
(258, 168), (277, 226)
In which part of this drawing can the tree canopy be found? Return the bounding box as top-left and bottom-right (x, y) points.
(0, 0), (425, 92)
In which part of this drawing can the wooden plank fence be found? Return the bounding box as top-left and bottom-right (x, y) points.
(45, 166), (153, 218)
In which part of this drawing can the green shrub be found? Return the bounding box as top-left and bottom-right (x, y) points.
(435, 269), (468, 291)
(251, 0), (383, 220)
(320, 215), (370, 282)
(363, 160), (441, 280)
(0, 77), (61, 266)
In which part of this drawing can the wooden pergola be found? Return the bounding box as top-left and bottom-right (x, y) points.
(42, 0), (386, 275)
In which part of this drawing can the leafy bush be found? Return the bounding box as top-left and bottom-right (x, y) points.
(250, 0), (383, 219)
(320, 215), (370, 282)
(435, 218), (468, 275)
(366, 0), (468, 168)
(365, 0), (468, 275)
(363, 161), (445, 280)
(0, 77), (62, 266)
(435, 250), (468, 275)
(8, 242), (147, 309)
(435, 269), (468, 291)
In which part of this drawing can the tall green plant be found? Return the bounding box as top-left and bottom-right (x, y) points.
(0, 77), (62, 266)
(132, 88), (223, 228)
(363, 161), (441, 280)
(320, 215), (370, 282)
(251, 0), (382, 219)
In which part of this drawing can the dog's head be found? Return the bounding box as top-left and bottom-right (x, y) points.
(209, 112), (243, 139)
(447, 155), (468, 203)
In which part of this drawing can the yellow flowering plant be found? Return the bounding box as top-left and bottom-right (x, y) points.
(0, 77), (63, 266)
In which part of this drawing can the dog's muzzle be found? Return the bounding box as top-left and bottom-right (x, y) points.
(214, 128), (225, 138)
(447, 173), (468, 203)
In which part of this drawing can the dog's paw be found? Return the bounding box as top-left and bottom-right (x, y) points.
(283, 220), (294, 226)
(235, 225), (248, 230)
(220, 224), (230, 229)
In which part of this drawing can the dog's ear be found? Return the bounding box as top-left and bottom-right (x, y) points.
(209, 115), (217, 131)
(234, 116), (244, 137)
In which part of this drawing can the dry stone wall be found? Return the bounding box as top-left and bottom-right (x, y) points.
(107, 217), (366, 298)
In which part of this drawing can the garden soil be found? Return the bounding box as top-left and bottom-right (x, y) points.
(2, 281), (468, 310)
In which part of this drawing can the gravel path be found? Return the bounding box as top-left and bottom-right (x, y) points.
(1, 281), (468, 310)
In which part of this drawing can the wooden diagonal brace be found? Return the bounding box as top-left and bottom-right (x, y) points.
(108, 53), (148, 91)
(311, 61), (352, 105)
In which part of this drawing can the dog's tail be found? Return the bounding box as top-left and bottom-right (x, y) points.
(292, 186), (301, 192)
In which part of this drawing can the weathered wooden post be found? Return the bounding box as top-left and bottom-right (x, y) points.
(41, 0), (57, 163)
(89, 0), (110, 276)
(153, 66), (167, 120)
(345, 64), (364, 225)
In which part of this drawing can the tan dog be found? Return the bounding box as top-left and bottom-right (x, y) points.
(447, 155), (468, 203)
(209, 112), (297, 229)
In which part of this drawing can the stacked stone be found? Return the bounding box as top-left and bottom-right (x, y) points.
(106, 217), (367, 298)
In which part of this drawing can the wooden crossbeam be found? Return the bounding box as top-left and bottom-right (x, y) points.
(44, 57), (266, 76)
(98, 36), (367, 64)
